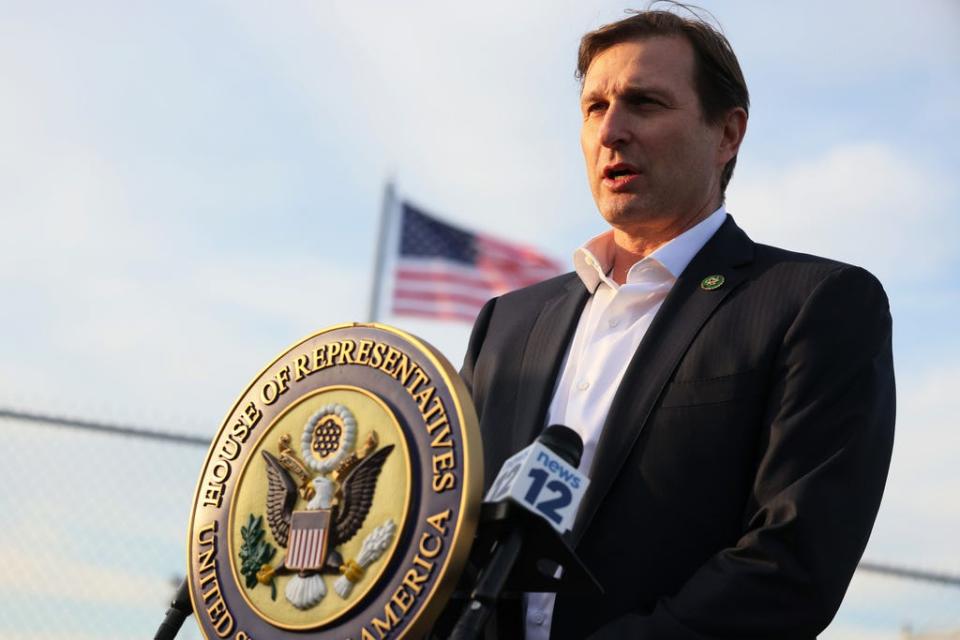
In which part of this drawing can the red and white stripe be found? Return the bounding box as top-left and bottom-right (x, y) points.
(392, 236), (564, 323)
(287, 527), (326, 571)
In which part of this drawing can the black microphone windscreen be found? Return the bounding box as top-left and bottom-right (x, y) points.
(538, 424), (583, 468)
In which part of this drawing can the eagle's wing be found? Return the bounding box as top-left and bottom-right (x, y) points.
(332, 444), (394, 547)
(262, 450), (298, 548)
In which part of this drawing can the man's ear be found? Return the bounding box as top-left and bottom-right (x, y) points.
(718, 107), (748, 164)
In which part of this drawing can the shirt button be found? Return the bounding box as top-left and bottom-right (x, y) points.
(608, 318), (620, 327)
(534, 612), (546, 625)
(577, 381), (590, 391)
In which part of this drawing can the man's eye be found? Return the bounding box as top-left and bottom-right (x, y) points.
(585, 102), (606, 115)
(629, 96), (662, 108)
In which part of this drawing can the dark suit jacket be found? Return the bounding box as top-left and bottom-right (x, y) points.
(459, 216), (895, 639)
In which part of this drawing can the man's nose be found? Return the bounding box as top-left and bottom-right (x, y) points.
(598, 102), (631, 149)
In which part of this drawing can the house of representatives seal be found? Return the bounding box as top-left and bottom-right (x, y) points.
(186, 323), (483, 639)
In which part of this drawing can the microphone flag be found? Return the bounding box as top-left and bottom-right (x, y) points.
(485, 439), (590, 534)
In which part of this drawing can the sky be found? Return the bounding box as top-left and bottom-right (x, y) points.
(1, 1), (958, 638)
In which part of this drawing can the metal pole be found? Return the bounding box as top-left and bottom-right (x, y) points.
(0, 407), (209, 446)
(857, 561), (960, 588)
(153, 578), (193, 640)
(368, 180), (396, 322)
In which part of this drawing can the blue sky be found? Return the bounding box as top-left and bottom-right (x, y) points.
(1, 1), (958, 637)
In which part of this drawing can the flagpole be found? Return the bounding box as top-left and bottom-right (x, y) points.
(368, 180), (395, 322)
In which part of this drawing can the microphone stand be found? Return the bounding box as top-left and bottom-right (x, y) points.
(448, 528), (524, 638)
(154, 578), (193, 640)
(447, 502), (602, 640)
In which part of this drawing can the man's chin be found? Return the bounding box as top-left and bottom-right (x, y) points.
(597, 202), (656, 229)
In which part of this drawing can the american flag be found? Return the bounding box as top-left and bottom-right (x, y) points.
(391, 203), (564, 323)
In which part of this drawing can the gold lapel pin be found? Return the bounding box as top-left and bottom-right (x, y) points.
(700, 274), (725, 291)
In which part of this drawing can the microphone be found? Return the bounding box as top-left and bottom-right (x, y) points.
(447, 425), (590, 639)
(484, 424), (589, 533)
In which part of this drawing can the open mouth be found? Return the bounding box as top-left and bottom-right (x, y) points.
(604, 165), (638, 179)
(602, 163), (640, 188)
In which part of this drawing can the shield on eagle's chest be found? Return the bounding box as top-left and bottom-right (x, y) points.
(284, 509), (331, 572)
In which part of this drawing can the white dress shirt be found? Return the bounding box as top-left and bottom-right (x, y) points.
(524, 206), (727, 639)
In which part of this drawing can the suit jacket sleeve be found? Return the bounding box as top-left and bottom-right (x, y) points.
(607, 266), (895, 639)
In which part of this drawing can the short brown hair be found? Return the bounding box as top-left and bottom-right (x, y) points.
(577, 5), (749, 197)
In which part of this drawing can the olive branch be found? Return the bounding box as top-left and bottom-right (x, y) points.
(239, 514), (277, 600)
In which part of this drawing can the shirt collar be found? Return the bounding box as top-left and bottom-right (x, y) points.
(573, 205), (727, 292)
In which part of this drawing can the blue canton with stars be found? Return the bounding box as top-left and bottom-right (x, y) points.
(400, 203), (477, 264)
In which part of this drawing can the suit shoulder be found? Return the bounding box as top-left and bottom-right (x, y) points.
(753, 242), (845, 271)
(751, 243), (886, 296)
(468, 271), (584, 343)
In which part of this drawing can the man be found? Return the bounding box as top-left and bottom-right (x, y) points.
(460, 9), (894, 640)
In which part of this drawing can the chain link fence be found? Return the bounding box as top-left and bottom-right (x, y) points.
(0, 412), (956, 639)
(0, 415), (204, 640)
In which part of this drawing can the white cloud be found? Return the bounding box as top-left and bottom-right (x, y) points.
(728, 142), (957, 285)
(0, 12), (369, 426)
(727, 0), (960, 82)
(211, 0), (598, 244)
(864, 363), (960, 568)
(0, 249), (366, 429)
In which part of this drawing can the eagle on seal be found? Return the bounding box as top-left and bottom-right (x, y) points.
(260, 442), (394, 609)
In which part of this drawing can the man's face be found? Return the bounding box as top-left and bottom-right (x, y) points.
(580, 36), (727, 232)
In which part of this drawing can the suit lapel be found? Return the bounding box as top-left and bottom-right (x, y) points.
(512, 276), (590, 453)
(571, 217), (756, 544)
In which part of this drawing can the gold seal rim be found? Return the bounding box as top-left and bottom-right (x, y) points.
(186, 322), (483, 640)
